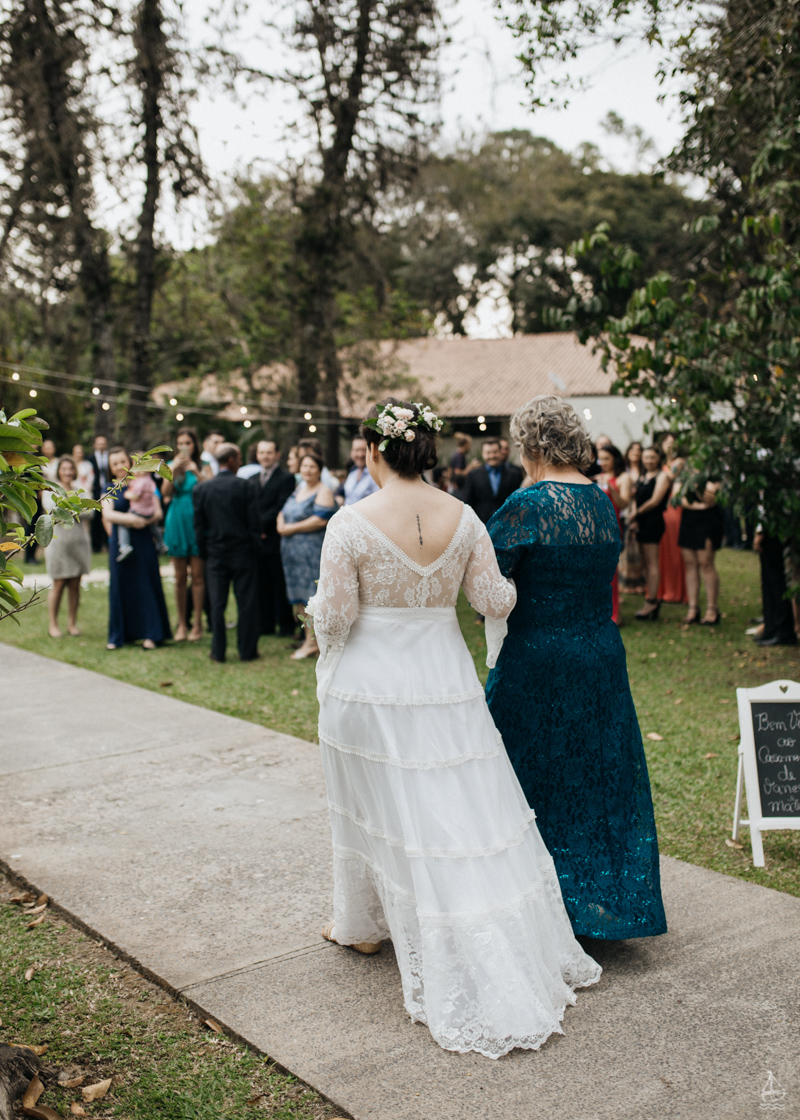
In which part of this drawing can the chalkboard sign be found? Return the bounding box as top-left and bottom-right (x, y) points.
(750, 703), (800, 818)
(733, 681), (800, 866)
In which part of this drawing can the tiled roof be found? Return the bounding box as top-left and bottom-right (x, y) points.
(338, 334), (615, 418)
(152, 333), (617, 421)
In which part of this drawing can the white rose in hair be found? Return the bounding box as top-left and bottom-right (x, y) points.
(395, 420), (407, 431)
(395, 408), (415, 420)
(404, 430), (416, 441)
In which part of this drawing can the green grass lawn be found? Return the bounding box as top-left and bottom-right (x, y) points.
(0, 874), (339, 1120)
(4, 548), (799, 898)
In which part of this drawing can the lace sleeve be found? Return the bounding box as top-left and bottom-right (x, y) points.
(461, 512), (517, 669)
(305, 510), (359, 701)
(486, 495), (529, 578)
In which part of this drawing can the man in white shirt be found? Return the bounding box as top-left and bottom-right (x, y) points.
(343, 436), (379, 505)
(201, 431), (224, 477)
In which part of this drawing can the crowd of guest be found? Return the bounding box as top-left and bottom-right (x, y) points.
(20, 421), (799, 655)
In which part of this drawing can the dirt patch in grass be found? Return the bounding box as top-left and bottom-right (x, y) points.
(0, 873), (346, 1120)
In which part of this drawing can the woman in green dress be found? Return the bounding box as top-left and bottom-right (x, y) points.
(162, 427), (211, 641)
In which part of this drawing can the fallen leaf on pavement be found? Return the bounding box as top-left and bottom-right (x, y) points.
(58, 1077), (85, 1090)
(70, 1104), (86, 1116)
(24, 1106), (63, 1120)
(646, 733), (664, 741)
(26, 903), (47, 916)
(24, 966), (36, 981)
(35, 894), (49, 906)
(726, 839), (744, 850)
(27, 915), (45, 929)
(22, 1075), (44, 1110)
(203, 1019), (223, 1034)
(81, 1079), (112, 1103)
(703, 752), (720, 759)
(10, 892), (36, 905)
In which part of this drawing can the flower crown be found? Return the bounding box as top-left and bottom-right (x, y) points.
(363, 402), (444, 452)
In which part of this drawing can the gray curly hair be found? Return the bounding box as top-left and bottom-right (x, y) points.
(510, 395), (595, 470)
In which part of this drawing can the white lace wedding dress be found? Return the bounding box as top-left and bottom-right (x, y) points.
(306, 502), (601, 1058)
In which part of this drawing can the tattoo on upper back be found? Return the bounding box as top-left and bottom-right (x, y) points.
(416, 514), (423, 547)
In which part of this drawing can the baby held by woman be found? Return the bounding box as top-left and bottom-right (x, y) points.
(117, 473), (166, 561)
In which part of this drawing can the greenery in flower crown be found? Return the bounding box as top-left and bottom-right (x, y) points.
(362, 402), (444, 453)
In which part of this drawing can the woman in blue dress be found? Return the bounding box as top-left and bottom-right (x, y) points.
(485, 396), (667, 940)
(162, 427), (211, 642)
(102, 447), (172, 650)
(278, 450), (336, 660)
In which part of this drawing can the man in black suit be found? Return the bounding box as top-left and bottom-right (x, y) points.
(249, 439), (296, 637)
(458, 438), (523, 524)
(193, 443), (260, 662)
(87, 434), (110, 552)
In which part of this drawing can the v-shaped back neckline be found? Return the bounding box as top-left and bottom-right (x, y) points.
(349, 503), (470, 575)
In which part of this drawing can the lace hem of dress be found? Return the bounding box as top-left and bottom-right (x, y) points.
(319, 731), (503, 769)
(330, 803), (537, 859)
(326, 686), (485, 706)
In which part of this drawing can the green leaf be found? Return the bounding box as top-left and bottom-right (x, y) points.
(130, 458), (162, 472)
(35, 514), (54, 546)
(157, 461), (173, 482)
(8, 408), (37, 422)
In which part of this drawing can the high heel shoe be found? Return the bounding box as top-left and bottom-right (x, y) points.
(683, 608), (700, 625)
(700, 610), (721, 626)
(635, 598), (661, 621)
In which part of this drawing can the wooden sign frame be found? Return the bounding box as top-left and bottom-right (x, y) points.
(732, 678), (800, 866)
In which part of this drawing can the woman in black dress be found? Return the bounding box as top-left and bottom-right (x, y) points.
(628, 446), (670, 620)
(679, 480), (723, 625)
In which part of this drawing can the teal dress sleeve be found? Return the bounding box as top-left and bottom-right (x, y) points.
(487, 491), (533, 578)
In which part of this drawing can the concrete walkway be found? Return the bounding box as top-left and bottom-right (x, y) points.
(1, 644), (798, 1120)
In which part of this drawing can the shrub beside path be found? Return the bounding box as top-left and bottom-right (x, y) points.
(1, 644), (799, 1120)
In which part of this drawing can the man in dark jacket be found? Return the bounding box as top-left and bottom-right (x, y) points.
(458, 438), (523, 523)
(249, 439), (296, 636)
(193, 443), (259, 662)
(87, 434), (110, 552)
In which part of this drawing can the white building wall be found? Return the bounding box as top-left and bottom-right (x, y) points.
(566, 395), (657, 451)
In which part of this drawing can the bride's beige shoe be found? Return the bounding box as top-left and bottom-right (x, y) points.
(321, 920), (382, 955)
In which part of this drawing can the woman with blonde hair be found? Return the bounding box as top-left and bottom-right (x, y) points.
(485, 395), (666, 942)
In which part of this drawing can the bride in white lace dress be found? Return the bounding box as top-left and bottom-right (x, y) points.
(306, 400), (600, 1058)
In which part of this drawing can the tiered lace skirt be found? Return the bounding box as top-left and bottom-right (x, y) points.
(318, 605), (601, 1058)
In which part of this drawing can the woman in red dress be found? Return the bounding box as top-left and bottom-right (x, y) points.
(596, 445), (631, 625)
(657, 440), (688, 605)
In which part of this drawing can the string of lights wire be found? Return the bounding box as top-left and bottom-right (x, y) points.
(0, 362), (340, 433)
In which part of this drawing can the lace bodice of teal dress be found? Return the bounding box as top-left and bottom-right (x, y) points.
(485, 482), (667, 939)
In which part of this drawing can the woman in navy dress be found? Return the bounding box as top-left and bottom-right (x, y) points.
(102, 447), (172, 650)
(485, 396), (667, 940)
(278, 450), (336, 660)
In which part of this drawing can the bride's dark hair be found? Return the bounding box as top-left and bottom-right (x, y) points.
(360, 398), (439, 478)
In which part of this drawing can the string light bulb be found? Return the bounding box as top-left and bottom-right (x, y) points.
(583, 408), (592, 420)
(169, 397), (177, 406)
(308, 424), (317, 433)
(477, 415), (485, 424)
(627, 402), (637, 413)
(29, 389), (37, 398)
(92, 386), (100, 396)
(176, 412), (184, 421)
(11, 372), (19, 381)
(243, 420), (252, 429)
(101, 402), (110, 411)
(240, 406), (248, 415)
(479, 423), (487, 431)
(304, 411), (312, 420)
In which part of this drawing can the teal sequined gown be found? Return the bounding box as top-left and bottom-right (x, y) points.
(485, 482), (667, 940)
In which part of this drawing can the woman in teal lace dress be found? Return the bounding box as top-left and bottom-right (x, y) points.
(485, 396), (667, 940)
(162, 427), (211, 642)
